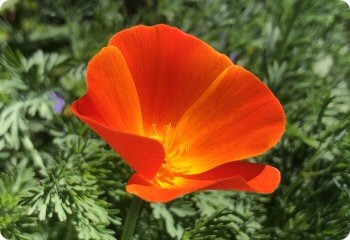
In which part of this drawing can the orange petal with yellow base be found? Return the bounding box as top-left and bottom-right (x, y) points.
(126, 161), (280, 202)
(109, 24), (232, 135)
(170, 65), (286, 174)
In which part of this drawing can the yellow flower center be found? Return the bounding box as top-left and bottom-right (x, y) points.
(150, 124), (191, 188)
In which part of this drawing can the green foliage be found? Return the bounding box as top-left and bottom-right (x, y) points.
(0, 163), (39, 240)
(0, 49), (60, 156)
(182, 192), (266, 240)
(0, 0), (349, 239)
(26, 139), (122, 240)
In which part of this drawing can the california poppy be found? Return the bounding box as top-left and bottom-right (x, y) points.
(72, 24), (286, 202)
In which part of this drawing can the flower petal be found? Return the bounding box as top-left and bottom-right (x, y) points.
(126, 161), (280, 202)
(72, 45), (164, 179)
(109, 24), (232, 135)
(73, 45), (143, 134)
(126, 173), (213, 203)
(173, 65), (286, 174)
(72, 107), (165, 179)
(187, 161), (281, 194)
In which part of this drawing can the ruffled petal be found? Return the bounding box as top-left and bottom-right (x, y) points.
(72, 46), (164, 179)
(126, 161), (280, 202)
(109, 24), (232, 136)
(172, 65), (286, 174)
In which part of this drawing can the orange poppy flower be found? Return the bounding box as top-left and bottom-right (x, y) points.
(71, 24), (286, 202)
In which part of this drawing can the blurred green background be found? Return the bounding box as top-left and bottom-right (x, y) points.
(0, 0), (349, 239)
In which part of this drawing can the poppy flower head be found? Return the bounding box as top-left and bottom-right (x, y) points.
(72, 24), (286, 202)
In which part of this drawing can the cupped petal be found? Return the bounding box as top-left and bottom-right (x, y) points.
(172, 65), (286, 174)
(73, 45), (143, 134)
(72, 45), (164, 179)
(126, 161), (280, 202)
(109, 24), (233, 135)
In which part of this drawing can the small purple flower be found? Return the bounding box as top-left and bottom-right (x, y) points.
(51, 92), (65, 114)
(230, 52), (239, 62)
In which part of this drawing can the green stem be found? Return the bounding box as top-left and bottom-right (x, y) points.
(65, 219), (73, 240)
(120, 197), (144, 240)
